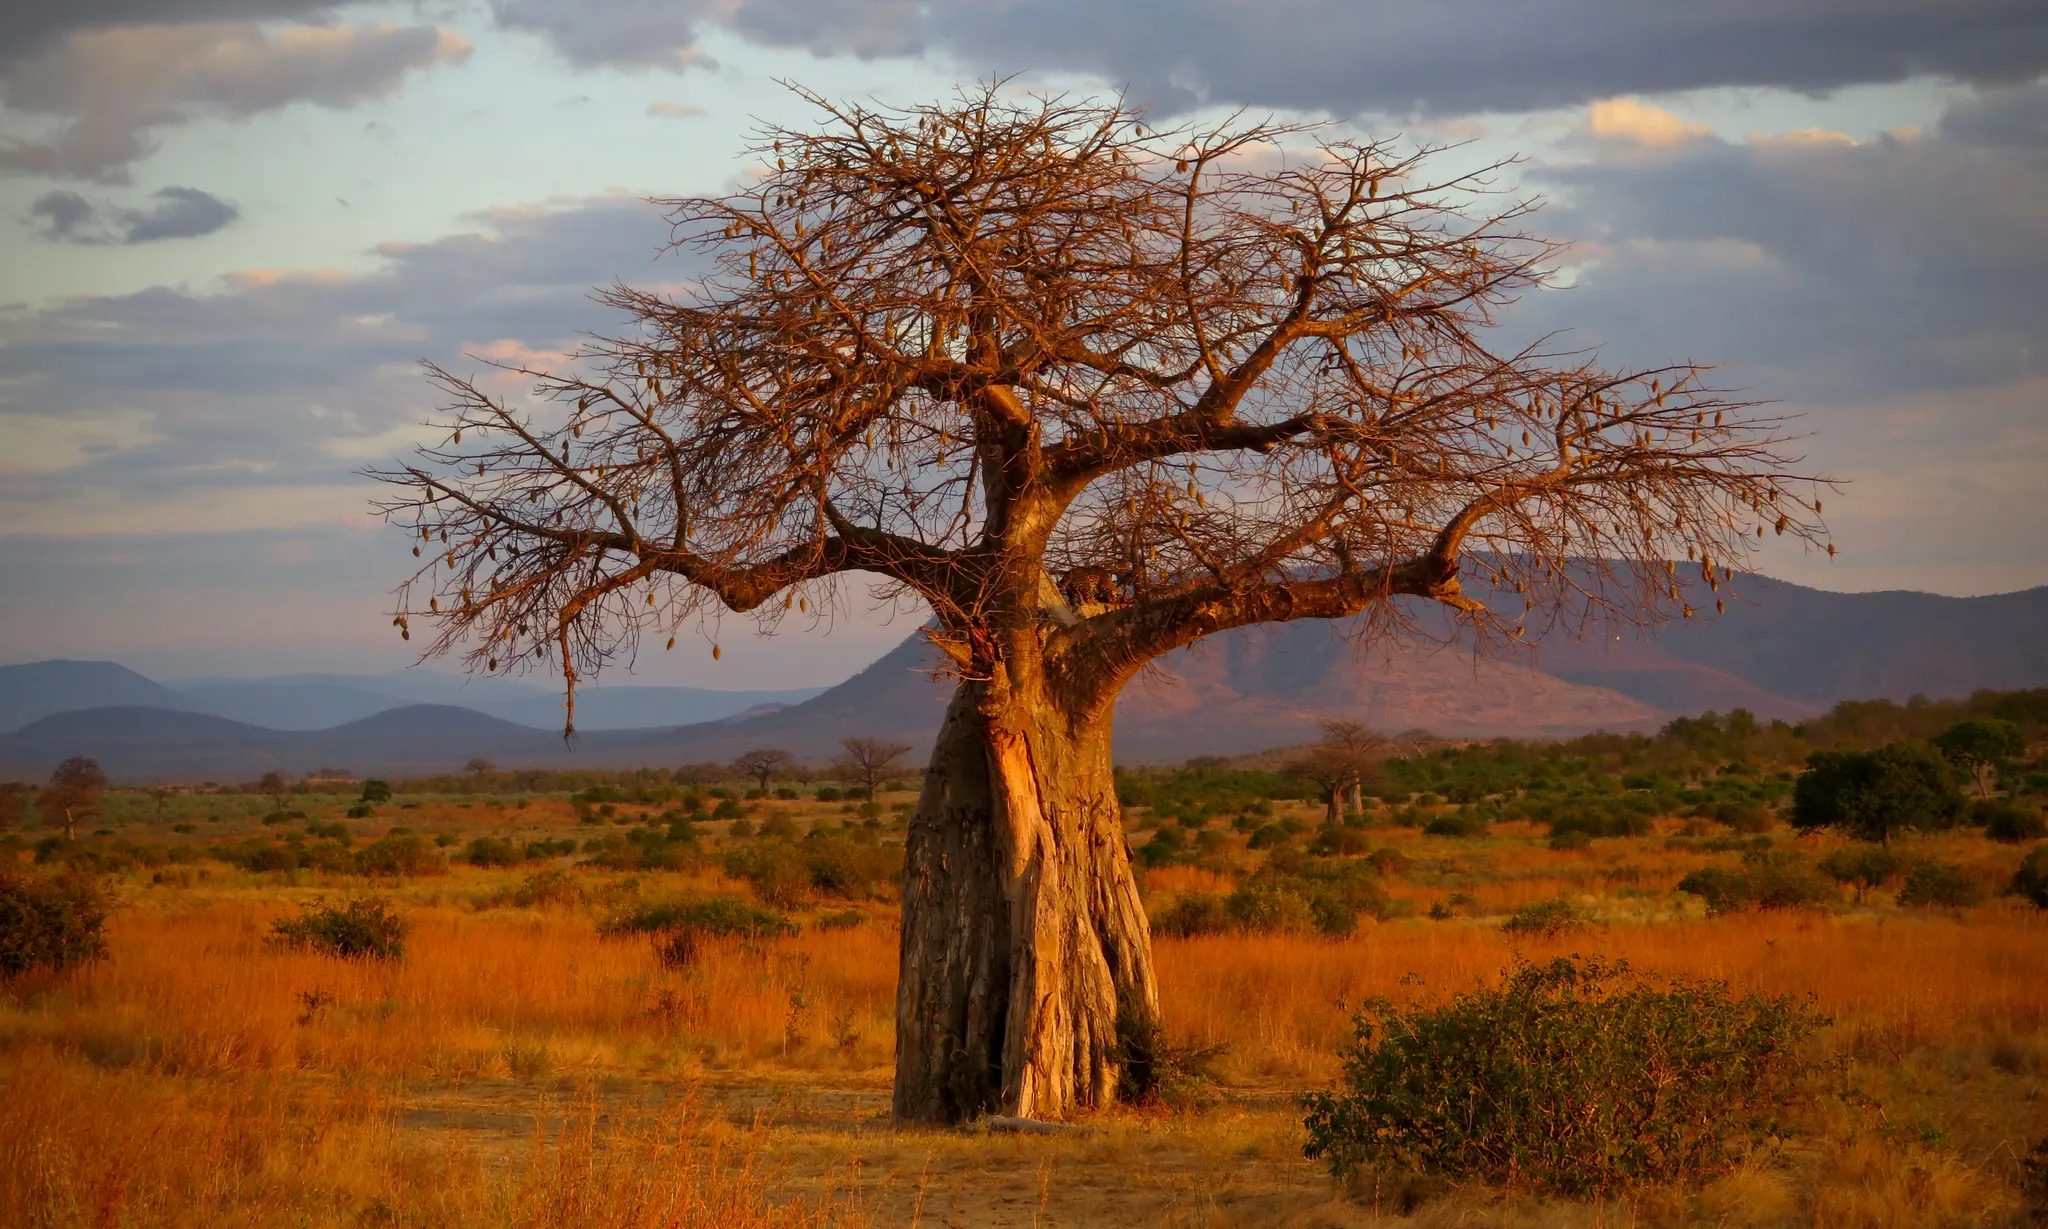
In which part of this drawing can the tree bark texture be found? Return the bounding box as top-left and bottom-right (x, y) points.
(893, 672), (1156, 1123)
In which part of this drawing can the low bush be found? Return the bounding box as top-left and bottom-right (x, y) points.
(1499, 896), (1587, 938)
(1677, 852), (1836, 916)
(1976, 799), (2048, 843)
(1896, 860), (1985, 908)
(269, 897), (408, 960)
(354, 832), (446, 877)
(601, 895), (796, 967)
(1225, 881), (1316, 934)
(2012, 845), (2048, 908)
(1423, 814), (1489, 839)
(723, 834), (899, 906)
(0, 869), (109, 977)
(504, 868), (584, 908)
(464, 836), (523, 867)
(1817, 843), (1905, 901)
(1548, 829), (1592, 852)
(1153, 890), (1232, 938)
(1302, 957), (1828, 1197)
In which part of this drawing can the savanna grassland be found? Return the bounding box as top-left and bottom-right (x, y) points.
(4, 691), (2048, 1228)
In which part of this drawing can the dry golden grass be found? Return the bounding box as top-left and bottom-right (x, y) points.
(5, 814), (2045, 1226)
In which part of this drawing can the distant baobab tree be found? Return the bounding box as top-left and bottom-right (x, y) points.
(732, 747), (795, 793)
(371, 83), (1829, 1123)
(836, 736), (911, 802)
(1292, 720), (1386, 823)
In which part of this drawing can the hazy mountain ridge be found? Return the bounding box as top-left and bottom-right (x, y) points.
(3, 574), (2044, 780)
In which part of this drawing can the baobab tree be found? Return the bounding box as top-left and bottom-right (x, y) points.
(837, 736), (912, 802)
(1291, 720), (1385, 823)
(733, 747), (795, 793)
(44, 756), (106, 840)
(371, 84), (1827, 1123)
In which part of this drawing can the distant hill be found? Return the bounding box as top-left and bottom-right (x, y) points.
(0, 661), (197, 733)
(3, 574), (2043, 779)
(0, 705), (564, 782)
(170, 676), (824, 732)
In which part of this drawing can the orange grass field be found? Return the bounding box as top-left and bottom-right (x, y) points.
(4, 813), (2047, 1227)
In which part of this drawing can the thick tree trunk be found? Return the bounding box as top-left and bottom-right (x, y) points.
(893, 674), (1157, 1123)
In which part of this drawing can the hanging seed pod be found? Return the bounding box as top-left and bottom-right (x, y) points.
(1814, 500), (1823, 515)
(413, 546), (421, 557)
(429, 598), (438, 612)
(1776, 516), (1789, 535)
(1716, 600), (1726, 614)
(712, 644), (722, 661)
(488, 657), (497, 670)
(1827, 543), (1837, 557)
(799, 597), (808, 613)
(666, 636), (676, 651)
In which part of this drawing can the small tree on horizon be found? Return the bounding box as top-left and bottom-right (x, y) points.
(837, 736), (912, 802)
(464, 757), (495, 779)
(258, 771), (291, 814)
(733, 747), (795, 793)
(43, 757), (106, 841)
(371, 84), (1828, 1123)
(1931, 719), (2024, 797)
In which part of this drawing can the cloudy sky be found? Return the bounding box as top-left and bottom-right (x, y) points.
(2, 0), (2044, 686)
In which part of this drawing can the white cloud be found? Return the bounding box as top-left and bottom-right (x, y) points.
(647, 100), (706, 119)
(1587, 98), (1711, 147)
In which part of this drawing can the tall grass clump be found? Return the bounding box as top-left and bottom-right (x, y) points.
(1302, 957), (1829, 1197)
(0, 869), (108, 977)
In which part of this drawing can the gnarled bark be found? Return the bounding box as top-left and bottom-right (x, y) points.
(893, 672), (1155, 1123)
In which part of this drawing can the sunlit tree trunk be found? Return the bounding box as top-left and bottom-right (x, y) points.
(894, 670), (1156, 1123)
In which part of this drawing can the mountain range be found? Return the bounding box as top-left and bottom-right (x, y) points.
(2, 572), (2043, 781)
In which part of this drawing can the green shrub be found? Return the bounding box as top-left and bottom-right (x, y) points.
(1549, 829), (1591, 852)
(1302, 957), (1828, 1196)
(1153, 890), (1232, 938)
(507, 868), (583, 907)
(602, 894), (795, 967)
(359, 780), (393, 803)
(1817, 844), (1905, 901)
(1137, 827), (1185, 867)
(464, 836), (523, 867)
(1424, 814), (1488, 838)
(1500, 896), (1587, 938)
(1977, 799), (2048, 844)
(1677, 852), (1836, 916)
(813, 787), (842, 802)
(270, 897), (408, 960)
(2012, 845), (2048, 908)
(0, 870), (109, 977)
(1895, 860), (1985, 908)
(757, 814), (800, 839)
(354, 833), (445, 877)
(1225, 882), (1316, 935)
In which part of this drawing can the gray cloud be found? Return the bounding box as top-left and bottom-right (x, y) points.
(484, 0), (2048, 115)
(1528, 88), (2048, 403)
(0, 21), (471, 181)
(32, 185), (241, 243)
(0, 0), (336, 63)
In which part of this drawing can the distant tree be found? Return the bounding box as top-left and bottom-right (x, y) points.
(0, 784), (25, 832)
(258, 771), (291, 814)
(1290, 747), (1361, 827)
(42, 757), (107, 841)
(1792, 741), (1962, 844)
(672, 761), (733, 786)
(360, 779), (393, 804)
(838, 737), (911, 802)
(732, 748), (795, 793)
(146, 783), (173, 825)
(1932, 719), (2025, 797)
(464, 757), (496, 778)
(1320, 720), (1386, 815)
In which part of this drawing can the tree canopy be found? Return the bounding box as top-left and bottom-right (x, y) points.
(371, 83), (1827, 731)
